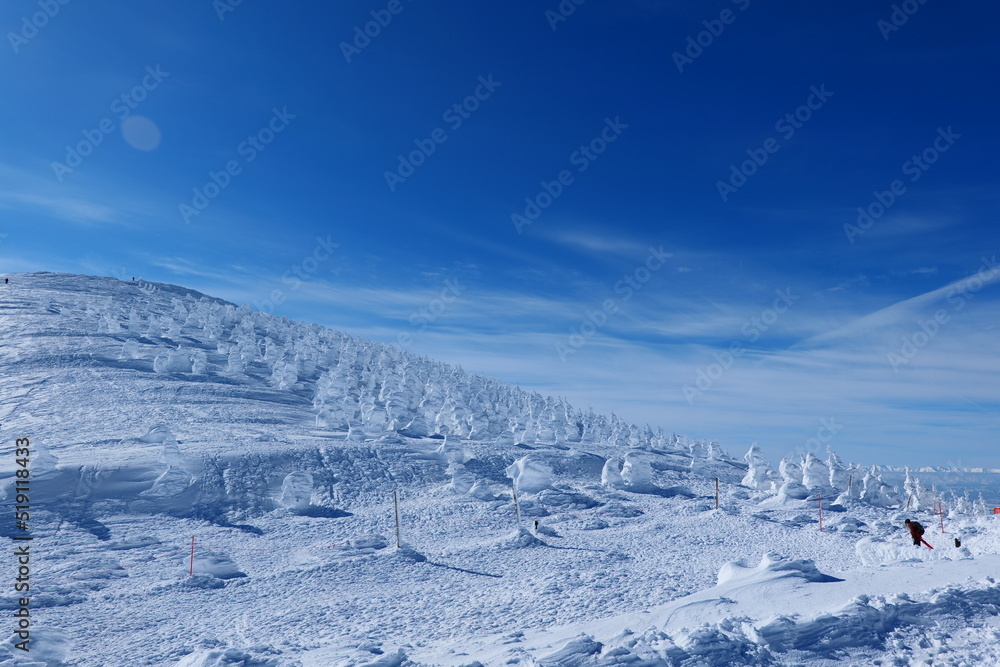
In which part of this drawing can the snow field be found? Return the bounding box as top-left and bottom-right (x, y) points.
(2, 274), (1000, 665)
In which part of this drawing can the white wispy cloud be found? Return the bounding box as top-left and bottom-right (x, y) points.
(0, 162), (158, 228)
(802, 258), (1000, 347)
(862, 213), (957, 238)
(544, 229), (661, 258)
(0, 190), (119, 225)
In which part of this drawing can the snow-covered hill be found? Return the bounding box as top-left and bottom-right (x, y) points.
(1, 273), (999, 667)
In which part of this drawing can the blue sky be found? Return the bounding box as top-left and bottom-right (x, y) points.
(2, 1), (999, 467)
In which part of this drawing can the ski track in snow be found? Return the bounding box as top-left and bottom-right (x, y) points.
(0, 273), (998, 666)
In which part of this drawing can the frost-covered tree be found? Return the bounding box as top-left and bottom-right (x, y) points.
(952, 491), (971, 516)
(801, 452), (830, 490)
(861, 467), (898, 508)
(506, 456), (553, 494)
(127, 308), (144, 334)
(903, 467), (924, 510)
(127, 285), (707, 452)
(840, 463), (864, 499)
(741, 443), (775, 491)
(191, 350), (209, 374)
(607, 413), (630, 448)
(706, 442), (726, 461)
(120, 339), (141, 360)
(153, 348), (192, 374)
(278, 472), (313, 511)
(689, 440), (708, 460)
(601, 457), (625, 489)
(776, 457), (809, 501)
(621, 451), (653, 491)
(826, 450), (849, 490)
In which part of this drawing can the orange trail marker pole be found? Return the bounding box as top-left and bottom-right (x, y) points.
(189, 536), (195, 576)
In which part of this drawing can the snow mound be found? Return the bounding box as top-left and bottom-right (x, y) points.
(174, 647), (280, 666)
(492, 527), (546, 549)
(138, 424), (175, 443)
(391, 545), (428, 563)
(332, 535), (389, 557)
(855, 536), (974, 567)
(717, 553), (841, 585)
(0, 626), (71, 665)
(183, 551), (246, 580)
(445, 462), (475, 494)
(538, 634), (602, 665)
(827, 516), (867, 533)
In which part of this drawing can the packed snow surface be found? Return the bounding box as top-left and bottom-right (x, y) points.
(1, 273), (999, 666)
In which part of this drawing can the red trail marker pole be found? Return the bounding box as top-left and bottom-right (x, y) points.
(189, 536), (195, 576)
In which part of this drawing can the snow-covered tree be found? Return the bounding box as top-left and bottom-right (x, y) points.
(741, 443), (774, 491)
(861, 467), (898, 507)
(801, 452), (829, 490)
(952, 491), (971, 516)
(278, 472), (313, 511)
(506, 456), (553, 494)
(903, 467), (924, 510)
(826, 450), (849, 490)
(601, 457), (625, 489)
(776, 457), (809, 501)
(621, 451), (653, 491)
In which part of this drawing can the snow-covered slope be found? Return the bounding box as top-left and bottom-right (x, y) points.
(1, 273), (998, 667)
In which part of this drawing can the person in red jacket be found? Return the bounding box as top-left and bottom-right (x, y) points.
(905, 519), (925, 547)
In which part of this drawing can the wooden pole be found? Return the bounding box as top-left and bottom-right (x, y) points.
(818, 492), (823, 532)
(905, 495), (911, 511)
(393, 490), (402, 549)
(189, 536), (195, 576)
(512, 483), (521, 527)
(939, 501), (945, 534)
(848, 473), (853, 497)
(715, 478), (720, 510)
